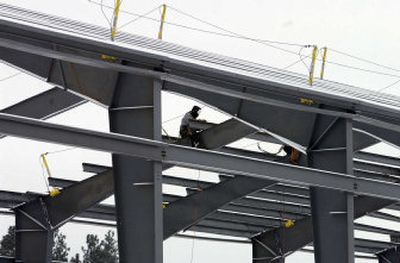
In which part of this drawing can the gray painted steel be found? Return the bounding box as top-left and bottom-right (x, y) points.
(2, 8), (400, 150)
(164, 176), (275, 239)
(251, 196), (394, 262)
(309, 117), (354, 262)
(0, 189), (397, 259)
(1, 113), (400, 200)
(14, 169), (114, 263)
(109, 74), (163, 263)
(2, 4), (400, 262)
(2, 3), (400, 124)
(377, 247), (400, 262)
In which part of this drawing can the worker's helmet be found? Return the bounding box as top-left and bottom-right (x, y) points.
(191, 105), (201, 113)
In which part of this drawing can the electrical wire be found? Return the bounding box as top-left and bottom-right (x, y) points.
(87, 0), (309, 54)
(167, 5), (400, 83)
(98, 0), (112, 27)
(119, 4), (162, 30)
(329, 48), (400, 73)
(45, 147), (77, 155)
(189, 169), (202, 263)
(85, 1), (400, 82)
(167, 5), (307, 48)
(378, 79), (400, 93)
(326, 60), (400, 79)
(281, 57), (307, 70)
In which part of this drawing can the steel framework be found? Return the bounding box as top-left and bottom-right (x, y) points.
(1, 3), (400, 263)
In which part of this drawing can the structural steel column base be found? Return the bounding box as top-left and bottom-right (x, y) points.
(15, 202), (53, 263)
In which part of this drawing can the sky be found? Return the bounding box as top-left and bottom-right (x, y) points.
(2, 0), (400, 262)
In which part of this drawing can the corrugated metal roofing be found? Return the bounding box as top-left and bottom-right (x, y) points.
(1, 3), (400, 112)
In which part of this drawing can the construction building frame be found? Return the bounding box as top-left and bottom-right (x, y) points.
(1, 3), (400, 263)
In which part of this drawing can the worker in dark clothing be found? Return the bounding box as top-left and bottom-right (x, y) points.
(180, 106), (202, 147)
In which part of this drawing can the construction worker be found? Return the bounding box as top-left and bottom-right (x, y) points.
(180, 106), (202, 147)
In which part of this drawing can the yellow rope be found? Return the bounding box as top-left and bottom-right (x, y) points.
(308, 45), (318, 85)
(158, 4), (167, 40)
(111, 0), (122, 41)
(320, 47), (328, 79)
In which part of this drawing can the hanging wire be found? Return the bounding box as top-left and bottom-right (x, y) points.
(45, 147), (77, 155)
(119, 4), (162, 29)
(167, 5), (307, 48)
(297, 46), (313, 71)
(378, 79), (400, 93)
(329, 48), (400, 73)
(281, 57), (307, 70)
(167, 5), (400, 82)
(325, 60), (400, 79)
(188, 169), (202, 263)
(85, 0), (400, 82)
(87, 0), (309, 54)
(97, 0), (112, 27)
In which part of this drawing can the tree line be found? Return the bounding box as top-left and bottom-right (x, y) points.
(0, 226), (119, 263)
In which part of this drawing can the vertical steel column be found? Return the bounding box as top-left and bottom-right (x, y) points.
(109, 71), (162, 263)
(309, 118), (354, 263)
(15, 202), (54, 263)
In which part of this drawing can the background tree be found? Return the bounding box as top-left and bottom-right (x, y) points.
(70, 253), (82, 263)
(82, 231), (118, 263)
(100, 231), (118, 263)
(52, 229), (70, 261)
(0, 226), (15, 257)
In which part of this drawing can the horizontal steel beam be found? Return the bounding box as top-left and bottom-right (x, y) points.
(1, 113), (400, 200)
(0, 36), (355, 119)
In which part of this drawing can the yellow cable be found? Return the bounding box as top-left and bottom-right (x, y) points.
(308, 45), (318, 86)
(111, 0), (122, 41)
(40, 153), (61, 197)
(320, 47), (328, 80)
(158, 4), (167, 40)
(40, 153), (52, 178)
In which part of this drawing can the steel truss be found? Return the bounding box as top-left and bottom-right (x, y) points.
(1, 3), (400, 263)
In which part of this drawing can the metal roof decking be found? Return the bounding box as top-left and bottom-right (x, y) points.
(2, 3), (400, 117)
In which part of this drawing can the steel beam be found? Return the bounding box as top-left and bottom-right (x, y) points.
(0, 87), (85, 138)
(251, 195), (394, 262)
(164, 176), (276, 239)
(15, 201), (54, 263)
(355, 151), (400, 168)
(14, 169), (113, 263)
(1, 30), (399, 149)
(1, 113), (400, 200)
(197, 118), (256, 149)
(378, 247), (400, 263)
(108, 73), (163, 263)
(308, 116), (354, 263)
